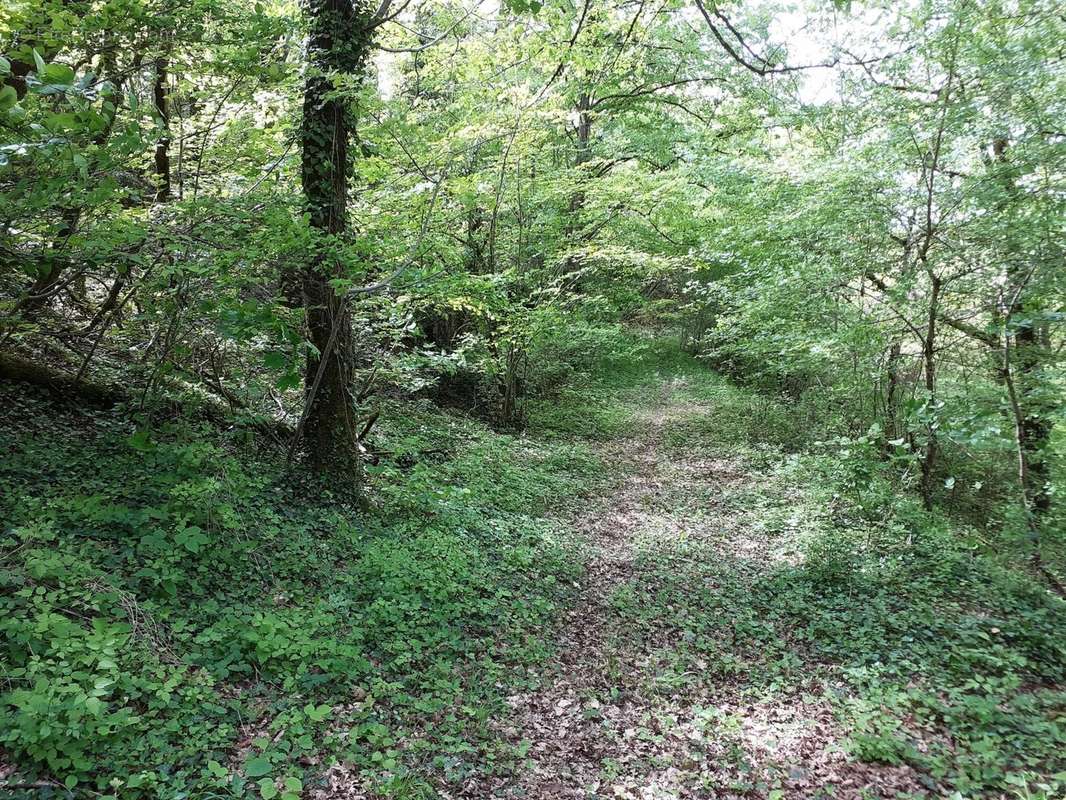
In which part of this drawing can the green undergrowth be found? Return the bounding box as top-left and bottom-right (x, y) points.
(0, 370), (637, 798)
(526, 334), (682, 441)
(609, 364), (1066, 799)
(3, 337), (1063, 799)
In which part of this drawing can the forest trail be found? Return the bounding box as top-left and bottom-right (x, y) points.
(456, 377), (924, 800)
(4, 358), (1062, 799)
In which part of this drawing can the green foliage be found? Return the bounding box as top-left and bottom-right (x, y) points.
(605, 363), (1066, 797)
(0, 380), (599, 795)
(0, 0), (1063, 794)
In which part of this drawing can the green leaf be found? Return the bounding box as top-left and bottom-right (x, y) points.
(0, 85), (16, 112)
(175, 525), (208, 554)
(258, 778), (278, 799)
(276, 371), (301, 391)
(245, 757), (272, 777)
(263, 351), (287, 370)
(46, 112), (80, 130)
(42, 63), (76, 85)
(128, 429), (154, 451)
(207, 759), (228, 778)
(304, 703), (332, 722)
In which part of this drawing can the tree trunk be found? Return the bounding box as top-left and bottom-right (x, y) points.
(919, 275), (940, 510)
(561, 92), (592, 278)
(1009, 316), (1053, 519)
(465, 205), (485, 272)
(884, 340), (902, 443)
(298, 0), (372, 474)
(568, 92), (592, 215)
(153, 56), (172, 203)
(882, 226), (915, 449)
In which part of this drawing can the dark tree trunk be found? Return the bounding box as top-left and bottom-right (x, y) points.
(884, 340), (902, 443)
(298, 0), (372, 474)
(153, 57), (172, 202)
(568, 92), (592, 215)
(882, 226), (915, 450)
(465, 206), (485, 273)
(561, 92), (592, 279)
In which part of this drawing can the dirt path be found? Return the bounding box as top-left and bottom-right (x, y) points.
(453, 380), (923, 800)
(506, 382), (689, 796)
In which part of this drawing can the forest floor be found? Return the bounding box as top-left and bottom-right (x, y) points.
(458, 377), (925, 800)
(2, 340), (1063, 800)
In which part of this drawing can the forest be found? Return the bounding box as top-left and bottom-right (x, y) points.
(0, 0), (1064, 797)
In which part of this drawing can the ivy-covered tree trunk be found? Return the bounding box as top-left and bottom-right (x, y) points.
(561, 91), (591, 280)
(1009, 302), (1053, 520)
(299, 0), (372, 474)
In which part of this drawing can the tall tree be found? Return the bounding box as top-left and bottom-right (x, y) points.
(298, 0), (374, 474)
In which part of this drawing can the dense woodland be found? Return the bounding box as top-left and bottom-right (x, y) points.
(1, 0), (1064, 798)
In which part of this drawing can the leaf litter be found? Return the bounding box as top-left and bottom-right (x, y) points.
(448, 381), (928, 799)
